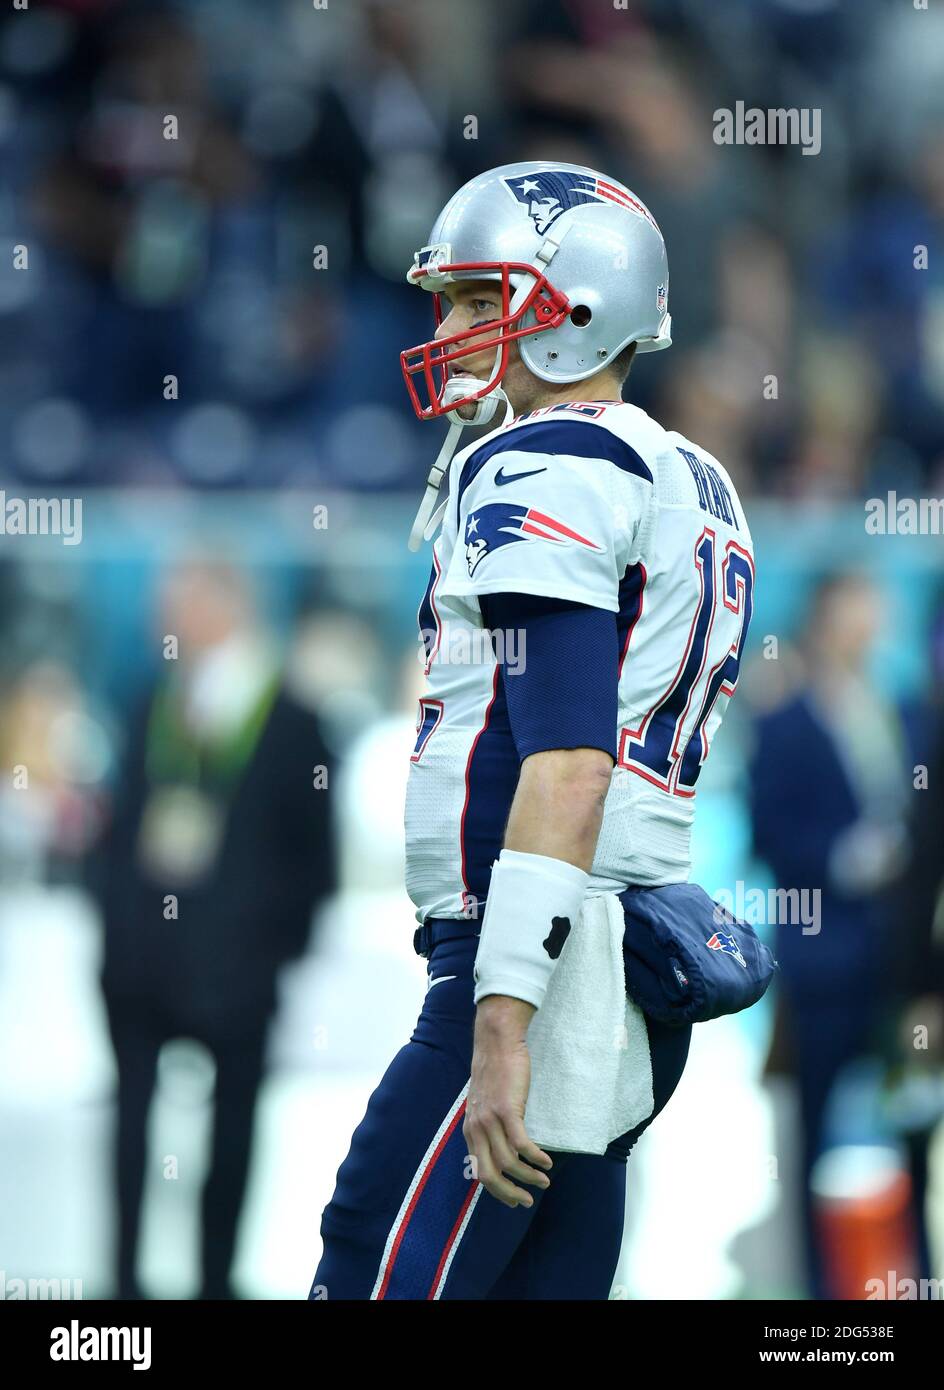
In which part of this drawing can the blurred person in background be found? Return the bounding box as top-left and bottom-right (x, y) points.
(883, 594), (944, 1284)
(0, 660), (110, 883)
(92, 557), (336, 1299)
(749, 572), (918, 1298)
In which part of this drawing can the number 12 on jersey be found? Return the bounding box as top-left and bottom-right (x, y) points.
(618, 528), (754, 798)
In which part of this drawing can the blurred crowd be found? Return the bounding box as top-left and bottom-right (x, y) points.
(0, 0), (942, 500)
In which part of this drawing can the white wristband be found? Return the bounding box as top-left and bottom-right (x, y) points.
(473, 849), (590, 1009)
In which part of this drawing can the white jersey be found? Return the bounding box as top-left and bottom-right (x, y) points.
(405, 399), (754, 923)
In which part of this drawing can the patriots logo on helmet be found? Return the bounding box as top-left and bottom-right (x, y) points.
(502, 170), (660, 235)
(465, 502), (602, 577)
(705, 930), (747, 969)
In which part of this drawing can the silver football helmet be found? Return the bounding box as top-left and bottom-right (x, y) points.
(401, 160), (671, 420)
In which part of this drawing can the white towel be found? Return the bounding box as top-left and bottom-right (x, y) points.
(524, 891), (654, 1155)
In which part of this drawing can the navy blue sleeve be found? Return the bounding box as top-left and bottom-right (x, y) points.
(479, 591), (618, 762)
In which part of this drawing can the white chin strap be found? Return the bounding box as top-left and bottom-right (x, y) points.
(407, 380), (512, 551)
(407, 240), (568, 553)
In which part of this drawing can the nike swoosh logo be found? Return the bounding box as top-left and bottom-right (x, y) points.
(427, 974), (457, 991)
(494, 466), (548, 486)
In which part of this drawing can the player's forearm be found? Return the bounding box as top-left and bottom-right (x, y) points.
(475, 993), (535, 1041)
(475, 750), (610, 1037)
(503, 746), (613, 872)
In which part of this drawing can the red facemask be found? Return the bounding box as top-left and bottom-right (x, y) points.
(400, 261), (572, 421)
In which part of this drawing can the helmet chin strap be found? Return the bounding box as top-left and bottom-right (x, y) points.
(407, 381), (512, 551)
(407, 250), (563, 552)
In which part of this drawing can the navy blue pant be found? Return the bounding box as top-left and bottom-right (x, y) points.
(309, 925), (691, 1300)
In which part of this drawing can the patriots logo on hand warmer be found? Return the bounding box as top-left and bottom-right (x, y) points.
(465, 502), (602, 577)
(705, 930), (747, 969)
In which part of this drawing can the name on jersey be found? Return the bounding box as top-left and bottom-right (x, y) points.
(677, 448), (739, 530)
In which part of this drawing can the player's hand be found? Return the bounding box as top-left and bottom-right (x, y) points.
(464, 998), (553, 1208)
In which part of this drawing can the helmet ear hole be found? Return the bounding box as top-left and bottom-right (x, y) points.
(570, 304), (592, 327)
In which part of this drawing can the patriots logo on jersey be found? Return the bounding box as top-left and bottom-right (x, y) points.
(705, 930), (747, 970)
(502, 171), (660, 235)
(465, 502), (602, 577)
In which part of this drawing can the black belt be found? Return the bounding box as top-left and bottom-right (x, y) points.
(413, 915), (482, 959)
(413, 888), (640, 959)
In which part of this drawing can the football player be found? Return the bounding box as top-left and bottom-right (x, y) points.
(309, 162), (754, 1300)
